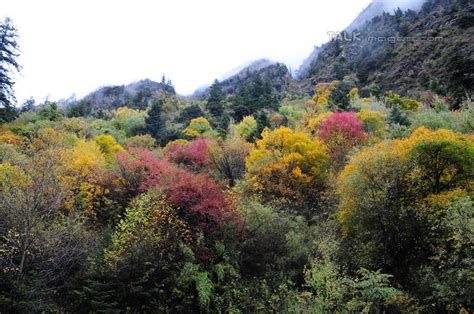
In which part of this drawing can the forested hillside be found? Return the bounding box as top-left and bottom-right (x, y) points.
(300, 0), (473, 103)
(0, 0), (473, 312)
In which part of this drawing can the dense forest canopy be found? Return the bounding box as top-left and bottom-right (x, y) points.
(0, 0), (473, 312)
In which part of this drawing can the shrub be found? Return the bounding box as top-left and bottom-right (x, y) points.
(184, 117), (217, 138)
(319, 112), (365, 169)
(246, 127), (329, 205)
(356, 109), (387, 138)
(165, 138), (213, 171)
(235, 116), (258, 141)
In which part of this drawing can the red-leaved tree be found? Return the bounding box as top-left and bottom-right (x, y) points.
(116, 147), (241, 233)
(164, 138), (213, 171)
(116, 148), (168, 196)
(319, 112), (365, 170)
(154, 168), (240, 233)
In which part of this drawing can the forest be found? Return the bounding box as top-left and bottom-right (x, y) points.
(0, 0), (473, 312)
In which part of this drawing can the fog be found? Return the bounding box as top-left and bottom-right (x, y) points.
(1, 0), (384, 102)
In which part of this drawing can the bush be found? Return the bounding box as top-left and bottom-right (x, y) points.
(235, 116), (258, 141)
(125, 134), (156, 149)
(246, 127), (329, 206)
(164, 138), (213, 171)
(319, 112), (365, 169)
(356, 109), (387, 138)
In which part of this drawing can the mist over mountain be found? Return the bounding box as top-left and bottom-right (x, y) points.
(57, 0), (471, 115)
(345, 0), (425, 32)
(191, 59), (278, 99)
(220, 59), (276, 81)
(296, 0), (425, 79)
(64, 78), (176, 117)
(298, 0), (473, 102)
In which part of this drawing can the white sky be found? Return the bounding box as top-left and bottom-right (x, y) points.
(0, 0), (372, 103)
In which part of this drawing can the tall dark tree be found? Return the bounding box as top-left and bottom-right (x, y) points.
(177, 104), (204, 125)
(250, 75), (275, 112)
(160, 74), (176, 94)
(38, 102), (62, 121)
(0, 18), (20, 123)
(231, 74), (276, 121)
(255, 112), (270, 139)
(20, 97), (35, 113)
(388, 105), (410, 126)
(145, 99), (166, 144)
(446, 48), (474, 102)
(206, 79), (225, 117)
(329, 81), (354, 111)
(394, 7), (403, 23)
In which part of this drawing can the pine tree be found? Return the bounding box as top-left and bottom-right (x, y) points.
(394, 7), (403, 23)
(0, 18), (20, 123)
(232, 75), (276, 120)
(255, 112), (270, 139)
(178, 104), (204, 125)
(38, 102), (62, 121)
(388, 105), (409, 126)
(145, 99), (166, 144)
(206, 79), (225, 117)
(20, 97), (35, 113)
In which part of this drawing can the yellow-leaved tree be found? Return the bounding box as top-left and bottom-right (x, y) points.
(93, 134), (124, 162)
(62, 139), (109, 217)
(303, 81), (339, 129)
(245, 127), (329, 207)
(183, 117), (217, 138)
(337, 126), (473, 280)
(235, 115), (258, 141)
(355, 109), (387, 140)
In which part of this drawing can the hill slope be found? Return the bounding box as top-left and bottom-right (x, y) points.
(194, 59), (300, 100)
(66, 78), (176, 116)
(299, 0), (473, 101)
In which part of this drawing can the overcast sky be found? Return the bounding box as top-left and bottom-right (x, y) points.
(1, 0), (372, 103)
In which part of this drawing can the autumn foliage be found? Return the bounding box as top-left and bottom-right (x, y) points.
(246, 127), (329, 203)
(337, 127), (474, 280)
(2, 70), (473, 312)
(153, 168), (239, 232)
(164, 137), (213, 170)
(116, 146), (239, 232)
(319, 111), (365, 168)
(116, 148), (167, 195)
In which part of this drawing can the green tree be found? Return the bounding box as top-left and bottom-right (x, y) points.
(232, 75), (276, 120)
(206, 79), (225, 117)
(235, 115), (257, 141)
(255, 112), (270, 139)
(38, 102), (62, 121)
(410, 140), (474, 194)
(178, 104), (204, 125)
(388, 105), (409, 126)
(183, 117), (217, 138)
(0, 18), (20, 123)
(20, 97), (35, 113)
(394, 7), (403, 23)
(145, 99), (166, 144)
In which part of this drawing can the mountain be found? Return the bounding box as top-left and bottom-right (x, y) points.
(194, 59), (300, 101)
(66, 78), (176, 116)
(297, 0), (424, 80)
(296, 46), (323, 80)
(62, 0), (472, 118)
(220, 59), (276, 81)
(345, 0), (424, 32)
(298, 0), (474, 102)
